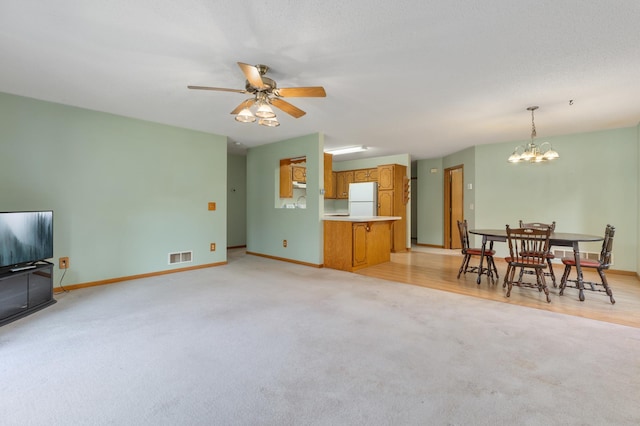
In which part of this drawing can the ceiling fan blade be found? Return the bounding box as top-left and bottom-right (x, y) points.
(237, 62), (266, 89)
(275, 87), (326, 97)
(271, 98), (306, 118)
(230, 99), (256, 114)
(187, 85), (246, 94)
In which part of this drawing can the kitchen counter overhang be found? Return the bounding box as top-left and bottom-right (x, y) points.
(323, 216), (401, 271)
(323, 215), (401, 222)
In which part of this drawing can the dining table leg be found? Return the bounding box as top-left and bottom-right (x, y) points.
(477, 235), (488, 285)
(572, 241), (586, 301)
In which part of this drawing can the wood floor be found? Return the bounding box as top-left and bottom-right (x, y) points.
(355, 249), (640, 329)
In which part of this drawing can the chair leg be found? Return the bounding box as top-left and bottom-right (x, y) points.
(559, 264), (571, 296)
(546, 258), (557, 287)
(598, 269), (615, 305)
(506, 266), (516, 297)
(536, 269), (551, 303)
(503, 264), (512, 288)
(457, 254), (469, 278)
(484, 255), (497, 284)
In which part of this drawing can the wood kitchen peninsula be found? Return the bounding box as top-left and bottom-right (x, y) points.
(323, 216), (400, 272)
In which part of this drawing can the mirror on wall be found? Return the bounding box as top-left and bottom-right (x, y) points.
(278, 156), (307, 208)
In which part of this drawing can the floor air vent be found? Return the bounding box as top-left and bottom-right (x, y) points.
(168, 251), (193, 265)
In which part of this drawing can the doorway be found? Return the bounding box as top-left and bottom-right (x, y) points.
(444, 165), (464, 249)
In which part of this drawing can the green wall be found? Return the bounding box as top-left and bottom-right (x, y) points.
(0, 92), (228, 287)
(227, 154), (247, 247)
(246, 133), (324, 265)
(417, 126), (639, 272)
(416, 158), (443, 245)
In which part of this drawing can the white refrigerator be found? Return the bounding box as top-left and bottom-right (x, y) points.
(348, 182), (378, 216)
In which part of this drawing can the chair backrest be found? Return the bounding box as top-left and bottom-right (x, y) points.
(519, 220), (556, 232)
(457, 220), (471, 252)
(506, 225), (551, 265)
(600, 224), (615, 269)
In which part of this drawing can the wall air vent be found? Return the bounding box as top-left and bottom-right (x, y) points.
(168, 251), (193, 265)
(551, 250), (612, 265)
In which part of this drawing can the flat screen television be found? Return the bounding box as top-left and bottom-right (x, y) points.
(0, 211), (53, 271)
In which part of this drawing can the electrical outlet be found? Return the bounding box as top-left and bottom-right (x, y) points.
(210, 243), (216, 251)
(59, 257), (69, 269)
(283, 240), (287, 248)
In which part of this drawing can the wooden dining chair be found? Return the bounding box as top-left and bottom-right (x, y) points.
(456, 220), (498, 283)
(559, 224), (616, 304)
(518, 220), (557, 287)
(504, 225), (552, 303)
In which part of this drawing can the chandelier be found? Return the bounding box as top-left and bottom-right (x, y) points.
(234, 93), (280, 127)
(508, 106), (559, 163)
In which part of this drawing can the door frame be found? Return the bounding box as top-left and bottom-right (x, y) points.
(443, 164), (464, 249)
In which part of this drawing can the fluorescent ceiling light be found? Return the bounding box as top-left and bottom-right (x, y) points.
(325, 145), (368, 155)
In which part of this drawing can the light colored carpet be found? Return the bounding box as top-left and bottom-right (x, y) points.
(1, 249), (639, 425)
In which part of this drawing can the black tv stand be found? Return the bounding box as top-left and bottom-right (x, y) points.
(1, 261), (56, 326)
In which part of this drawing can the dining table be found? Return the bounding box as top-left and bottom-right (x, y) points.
(469, 229), (604, 301)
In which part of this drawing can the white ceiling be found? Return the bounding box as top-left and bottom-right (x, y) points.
(1, 1), (639, 160)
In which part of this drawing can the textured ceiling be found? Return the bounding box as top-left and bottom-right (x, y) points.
(1, 1), (639, 160)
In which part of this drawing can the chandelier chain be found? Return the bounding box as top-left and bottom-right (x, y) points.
(530, 108), (537, 139)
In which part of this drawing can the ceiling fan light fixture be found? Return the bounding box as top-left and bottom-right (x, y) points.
(235, 107), (256, 123)
(259, 117), (280, 127)
(255, 103), (276, 119)
(189, 62), (326, 127)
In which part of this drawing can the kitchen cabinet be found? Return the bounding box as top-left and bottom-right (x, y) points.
(353, 168), (378, 182)
(377, 164), (408, 252)
(335, 170), (354, 199)
(324, 153), (335, 199)
(279, 162), (293, 198)
(377, 190), (394, 216)
(331, 172), (337, 198)
(323, 217), (397, 272)
(377, 164), (395, 190)
(292, 166), (306, 183)
(352, 223), (368, 267)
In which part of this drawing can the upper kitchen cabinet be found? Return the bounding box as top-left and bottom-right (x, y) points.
(377, 164), (397, 190)
(335, 170), (354, 199)
(292, 165), (306, 183)
(279, 160), (293, 198)
(324, 153), (335, 199)
(353, 168), (378, 182)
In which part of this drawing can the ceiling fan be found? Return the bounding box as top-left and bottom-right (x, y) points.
(188, 62), (326, 126)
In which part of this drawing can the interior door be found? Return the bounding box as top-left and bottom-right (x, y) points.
(444, 165), (464, 249)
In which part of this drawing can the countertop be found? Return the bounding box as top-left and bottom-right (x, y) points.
(322, 215), (401, 222)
